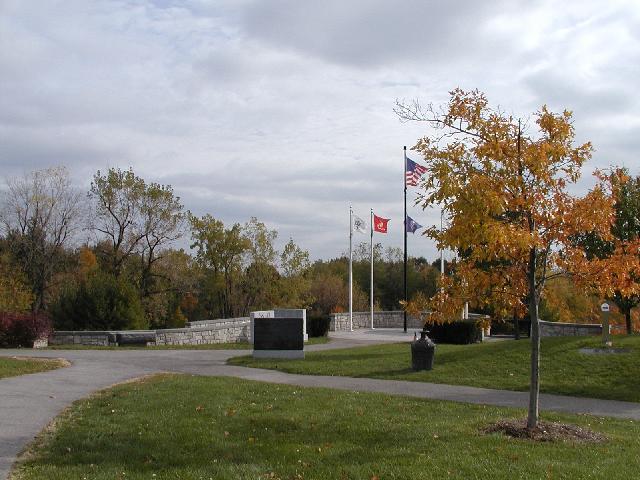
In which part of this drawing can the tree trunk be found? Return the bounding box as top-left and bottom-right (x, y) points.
(31, 275), (46, 313)
(513, 311), (520, 340)
(31, 292), (44, 314)
(527, 246), (540, 430)
(625, 308), (633, 335)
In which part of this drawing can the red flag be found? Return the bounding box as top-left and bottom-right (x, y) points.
(373, 214), (389, 233)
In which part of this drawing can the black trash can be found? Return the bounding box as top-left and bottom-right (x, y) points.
(411, 329), (436, 371)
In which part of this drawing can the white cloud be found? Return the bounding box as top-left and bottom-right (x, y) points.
(1, 0), (639, 260)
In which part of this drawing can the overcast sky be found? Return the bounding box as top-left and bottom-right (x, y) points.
(1, 0), (639, 260)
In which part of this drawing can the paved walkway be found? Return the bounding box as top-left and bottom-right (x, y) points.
(1, 333), (639, 479)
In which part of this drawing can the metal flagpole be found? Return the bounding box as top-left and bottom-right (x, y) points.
(370, 208), (374, 329)
(403, 146), (408, 333)
(440, 210), (444, 277)
(440, 209), (445, 301)
(349, 205), (353, 331)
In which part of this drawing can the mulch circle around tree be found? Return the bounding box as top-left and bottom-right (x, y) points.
(483, 419), (607, 443)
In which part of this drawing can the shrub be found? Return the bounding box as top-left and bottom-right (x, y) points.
(50, 273), (146, 331)
(0, 312), (52, 348)
(307, 315), (331, 337)
(489, 320), (514, 335)
(491, 319), (531, 337)
(424, 320), (482, 344)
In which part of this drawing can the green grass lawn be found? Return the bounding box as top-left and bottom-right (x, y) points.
(45, 336), (330, 351)
(12, 374), (640, 480)
(305, 336), (330, 345)
(229, 335), (640, 402)
(0, 356), (67, 379)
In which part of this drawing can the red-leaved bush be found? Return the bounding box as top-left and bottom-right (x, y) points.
(0, 312), (52, 348)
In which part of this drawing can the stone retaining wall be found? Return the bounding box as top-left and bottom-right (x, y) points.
(539, 320), (603, 337)
(49, 317), (251, 347)
(330, 311), (424, 331)
(154, 321), (250, 346)
(49, 331), (116, 346)
(330, 311), (488, 331)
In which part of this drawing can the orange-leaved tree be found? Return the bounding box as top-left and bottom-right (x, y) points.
(396, 89), (616, 429)
(569, 168), (640, 334)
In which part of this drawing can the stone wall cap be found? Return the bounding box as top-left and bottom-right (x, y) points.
(273, 309), (306, 318)
(53, 330), (155, 335)
(159, 323), (249, 334)
(329, 310), (489, 318)
(539, 320), (601, 328)
(53, 331), (114, 336)
(187, 317), (249, 326)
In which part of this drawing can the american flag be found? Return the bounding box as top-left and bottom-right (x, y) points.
(405, 157), (427, 187)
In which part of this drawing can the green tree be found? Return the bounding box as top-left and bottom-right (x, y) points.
(89, 168), (146, 277)
(243, 216), (277, 265)
(241, 262), (281, 312)
(189, 214), (249, 318)
(150, 248), (201, 326)
(89, 168), (185, 292)
(89, 168), (185, 327)
(138, 181), (185, 299)
(279, 238), (312, 308)
(239, 218), (280, 312)
(51, 272), (146, 330)
(309, 250), (436, 313)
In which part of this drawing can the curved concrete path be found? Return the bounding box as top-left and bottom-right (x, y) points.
(1, 337), (639, 479)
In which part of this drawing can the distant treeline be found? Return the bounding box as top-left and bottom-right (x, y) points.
(0, 166), (444, 331)
(2, 166), (619, 334)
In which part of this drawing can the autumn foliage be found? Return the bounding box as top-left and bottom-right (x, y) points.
(397, 88), (639, 428)
(399, 90), (614, 324)
(570, 168), (640, 333)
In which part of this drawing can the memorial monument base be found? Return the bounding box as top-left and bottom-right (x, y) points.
(252, 350), (305, 359)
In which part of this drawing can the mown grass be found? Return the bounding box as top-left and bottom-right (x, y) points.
(45, 336), (330, 351)
(12, 374), (640, 480)
(229, 335), (640, 402)
(0, 356), (67, 379)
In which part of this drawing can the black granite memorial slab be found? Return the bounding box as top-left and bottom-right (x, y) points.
(253, 317), (304, 351)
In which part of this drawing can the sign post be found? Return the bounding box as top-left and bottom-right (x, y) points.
(600, 302), (611, 346)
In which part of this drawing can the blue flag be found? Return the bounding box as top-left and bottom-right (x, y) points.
(406, 215), (423, 234)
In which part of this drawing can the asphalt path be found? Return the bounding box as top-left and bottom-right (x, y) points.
(1, 337), (639, 479)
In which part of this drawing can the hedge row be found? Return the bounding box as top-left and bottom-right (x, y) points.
(424, 321), (482, 344)
(307, 316), (331, 337)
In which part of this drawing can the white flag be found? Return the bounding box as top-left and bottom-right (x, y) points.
(353, 214), (366, 233)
